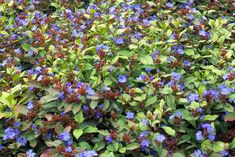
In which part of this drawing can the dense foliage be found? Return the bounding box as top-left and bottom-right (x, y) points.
(0, 0), (235, 156)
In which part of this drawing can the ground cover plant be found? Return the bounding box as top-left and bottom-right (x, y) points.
(0, 0), (235, 156)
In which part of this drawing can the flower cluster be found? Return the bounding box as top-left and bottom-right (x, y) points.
(0, 0), (234, 156)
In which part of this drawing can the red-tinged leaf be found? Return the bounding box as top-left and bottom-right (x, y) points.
(224, 112), (235, 122)
(40, 149), (54, 157)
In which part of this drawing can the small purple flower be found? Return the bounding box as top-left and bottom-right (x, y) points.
(3, 127), (20, 140)
(169, 112), (183, 120)
(113, 37), (125, 45)
(199, 30), (210, 39)
(139, 131), (148, 138)
(141, 140), (149, 148)
(26, 149), (36, 157)
(141, 119), (149, 125)
(171, 72), (181, 81)
(27, 100), (34, 110)
(78, 150), (98, 157)
(156, 134), (166, 143)
(83, 105), (89, 111)
(187, 93), (199, 103)
(85, 85), (95, 96)
(57, 92), (64, 100)
(58, 132), (70, 142)
(188, 14), (194, 20)
(166, 2), (174, 8)
(137, 75), (146, 81)
(167, 80), (175, 87)
(203, 90), (219, 100)
(105, 136), (113, 144)
(14, 121), (20, 128)
(220, 150), (229, 157)
(208, 134), (215, 141)
(184, 60), (191, 67)
(118, 75), (127, 83)
(142, 19), (150, 27)
(202, 123), (214, 133)
(0, 144), (3, 150)
(65, 146), (72, 152)
(193, 149), (205, 157)
(218, 84), (234, 95)
(126, 111), (134, 119)
(152, 50), (159, 59)
(196, 131), (203, 141)
(145, 67), (152, 73)
(16, 136), (27, 146)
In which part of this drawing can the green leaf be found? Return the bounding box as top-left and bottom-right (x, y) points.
(21, 43), (30, 51)
(202, 115), (218, 121)
(173, 152), (185, 157)
(185, 49), (194, 56)
(73, 129), (83, 139)
(145, 96), (157, 107)
(126, 143), (140, 150)
(212, 141), (226, 152)
(74, 111), (85, 123)
(83, 126), (98, 133)
(162, 126), (176, 136)
(90, 100), (98, 109)
(230, 138), (235, 148)
(119, 147), (126, 153)
(224, 112), (235, 122)
(45, 140), (62, 147)
(159, 149), (168, 157)
(140, 55), (153, 65)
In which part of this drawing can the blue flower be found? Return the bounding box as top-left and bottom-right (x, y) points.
(85, 85), (95, 96)
(105, 136), (113, 144)
(145, 67), (152, 73)
(183, 60), (191, 67)
(83, 105), (89, 111)
(126, 111), (134, 119)
(14, 121), (21, 128)
(166, 2), (174, 8)
(57, 92), (64, 100)
(167, 80), (175, 87)
(77, 150), (98, 157)
(58, 132), (70, 142)
(218, 84), (234, 95)
(196, 131), (203, 141)
(141, 140), (149, 148)
(16, 136), (27, 146)
(220, 150), (229, 157)
(187, 93), (199, 103)
(171, 72), (181, 81)
(139, 131), (148, 138)
(152, 50), (158, 59)
(169, 111), (183, 120)
(113, 37), (125, 45)
(27, 101), (34, 110)
(142, 19), (150, 27)
(118, 75), (127, 83)
(208, 134), (215, 141)
(203, 90), (219, 100)
(0, 144), (3, 150)
(199, 30), (210, 39)
(193, 149), (205, 157)
(141, 119), (149, 125)
(137, 75), (146, 81)
(3, 127), (20, 140)
(156, 134), (166, 143)
(26, 149), (36, 157)
(65, 146), (72, 152)
(202, 123), (214, 133)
